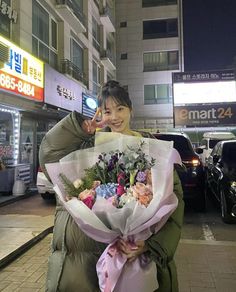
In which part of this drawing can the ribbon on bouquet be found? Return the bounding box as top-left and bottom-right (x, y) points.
(97, 241), (159, 292)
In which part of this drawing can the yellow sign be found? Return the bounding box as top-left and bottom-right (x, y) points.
(0, 35), (44, 101)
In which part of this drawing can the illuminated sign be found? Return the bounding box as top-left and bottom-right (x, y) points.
(82, 93), (97, 118)
(44, 64), (82, 112)
(174, 103), (236, 127)
(172, 70), (236, 127)
(0, 35), (44, 101)
(85, 97), (97, 109)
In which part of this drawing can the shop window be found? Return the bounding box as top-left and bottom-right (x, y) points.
(32, 0), (58, 69)
(144, 84), (172, 104)
(143, 50), (179, 71)
(143, 19), (178, 39)
(0, 109), (14, 166)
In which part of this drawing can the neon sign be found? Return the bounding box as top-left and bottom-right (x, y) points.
(0, 35), (44, 101)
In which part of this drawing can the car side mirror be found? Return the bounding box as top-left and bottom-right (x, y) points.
(195, 147), (203, 154)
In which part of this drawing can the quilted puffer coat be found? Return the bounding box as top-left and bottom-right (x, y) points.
(39, 111), (184, 292)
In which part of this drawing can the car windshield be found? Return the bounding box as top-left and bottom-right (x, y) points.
(222, 143), (236, 165)
(209, 139), (221, 149)
(155, 134), (194, 158)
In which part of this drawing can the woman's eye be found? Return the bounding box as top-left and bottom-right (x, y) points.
(118, 107), (124, 111)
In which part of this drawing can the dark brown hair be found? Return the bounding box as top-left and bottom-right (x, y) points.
(98, 80), (132, 110)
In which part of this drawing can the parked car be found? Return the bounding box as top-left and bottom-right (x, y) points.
(205, 140), (236, 223)
(196, 131), (235, 167)
(36, 167), (55, 200)
(154, 132), (206, 211)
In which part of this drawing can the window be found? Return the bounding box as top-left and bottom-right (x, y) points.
(32, 0), (58, 68)
(92, 17), (100, 52)
(144, 84), (172, 104)
(92, 60), (101, 95)
(120, 53), (127, 60)
(71, 39), (84, 73)
(120, 21), (127, 28)
(142, 0), (177, 8)
(0, 0), (11, 38)
(143, 19), (178, 39)
(143, 51), (179, 71)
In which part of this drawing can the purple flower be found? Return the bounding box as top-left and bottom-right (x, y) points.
(136, 171), (147, 183)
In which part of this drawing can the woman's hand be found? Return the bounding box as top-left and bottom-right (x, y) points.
(82, 108), (106, 134)
(117, 239), (148, 263)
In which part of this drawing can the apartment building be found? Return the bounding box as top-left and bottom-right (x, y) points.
(115, 0), (184, 130)
(0, 0), (116, 185)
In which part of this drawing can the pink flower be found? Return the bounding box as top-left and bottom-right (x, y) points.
(131, 182), (153, 207)
(82, 195), (94, 209)
(79, 189), (96, 200)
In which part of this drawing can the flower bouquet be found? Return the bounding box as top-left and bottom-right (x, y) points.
(46, 132), (181, 292)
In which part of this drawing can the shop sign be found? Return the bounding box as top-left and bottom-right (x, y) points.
(0, 0), (18, 23)
(44, 64), (82, 112)
(82, 92), (97, 118)
(0, 35), (44, 101)
(172, 69), (234, 83)
(174, 103), (236, 127)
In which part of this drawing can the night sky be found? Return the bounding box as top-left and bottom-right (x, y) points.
(183, 0), (236, 72)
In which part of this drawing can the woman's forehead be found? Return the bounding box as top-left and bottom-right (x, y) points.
(102, 97), (121, 108)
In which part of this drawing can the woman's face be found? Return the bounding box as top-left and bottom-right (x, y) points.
(102, 97), (131, 134)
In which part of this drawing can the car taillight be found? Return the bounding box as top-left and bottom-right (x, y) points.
(182, 159), (201, 167)
(192, 159), (201, 166)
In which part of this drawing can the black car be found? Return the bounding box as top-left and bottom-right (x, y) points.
(154, 132), (205, 211)
(206, 140), (236, 223)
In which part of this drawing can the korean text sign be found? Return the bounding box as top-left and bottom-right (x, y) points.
(0, 35), (44, 101)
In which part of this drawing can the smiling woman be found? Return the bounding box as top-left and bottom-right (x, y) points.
(39, 80), (184, 292)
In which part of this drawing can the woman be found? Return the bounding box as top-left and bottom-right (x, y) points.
(39, 80), (184, 292)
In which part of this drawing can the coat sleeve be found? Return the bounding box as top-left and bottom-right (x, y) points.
(39, 111), (94, 179)
(145, 169), (184, 269)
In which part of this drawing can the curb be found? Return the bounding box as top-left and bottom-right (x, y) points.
(0, 191), (38, 208)
(0, 226), (53, 269)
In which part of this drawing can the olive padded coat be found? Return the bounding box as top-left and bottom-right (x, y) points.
(39, 111), (184, 292)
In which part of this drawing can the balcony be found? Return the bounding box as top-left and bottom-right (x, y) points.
(100, 5), (115, 32)
(55, 0), (86, 33)
(100, 49), (116, 71)
(60, 59), (88, 86)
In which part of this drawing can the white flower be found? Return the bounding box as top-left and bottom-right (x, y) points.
(73, 178), (83, 189)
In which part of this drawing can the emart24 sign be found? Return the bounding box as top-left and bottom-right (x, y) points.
(174, 103), (236, 127)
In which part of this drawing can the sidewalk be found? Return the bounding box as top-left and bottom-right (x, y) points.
(0, 192), (54, 269)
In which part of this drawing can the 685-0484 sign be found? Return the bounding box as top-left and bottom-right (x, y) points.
(0, 70), (43, 101)
(174, 103), (236, 127)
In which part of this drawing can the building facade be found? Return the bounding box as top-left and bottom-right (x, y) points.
(0, 0), (116, 187)
(115, 0), (184, 130)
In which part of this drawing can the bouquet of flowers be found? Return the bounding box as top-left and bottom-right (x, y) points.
(46, 132), (181, 292)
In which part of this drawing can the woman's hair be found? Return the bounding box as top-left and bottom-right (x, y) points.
(98, 80), (132, 110)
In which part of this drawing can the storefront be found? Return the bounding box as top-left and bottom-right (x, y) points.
(0, 35), (97, 191)
(0, 35), (59, 189)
